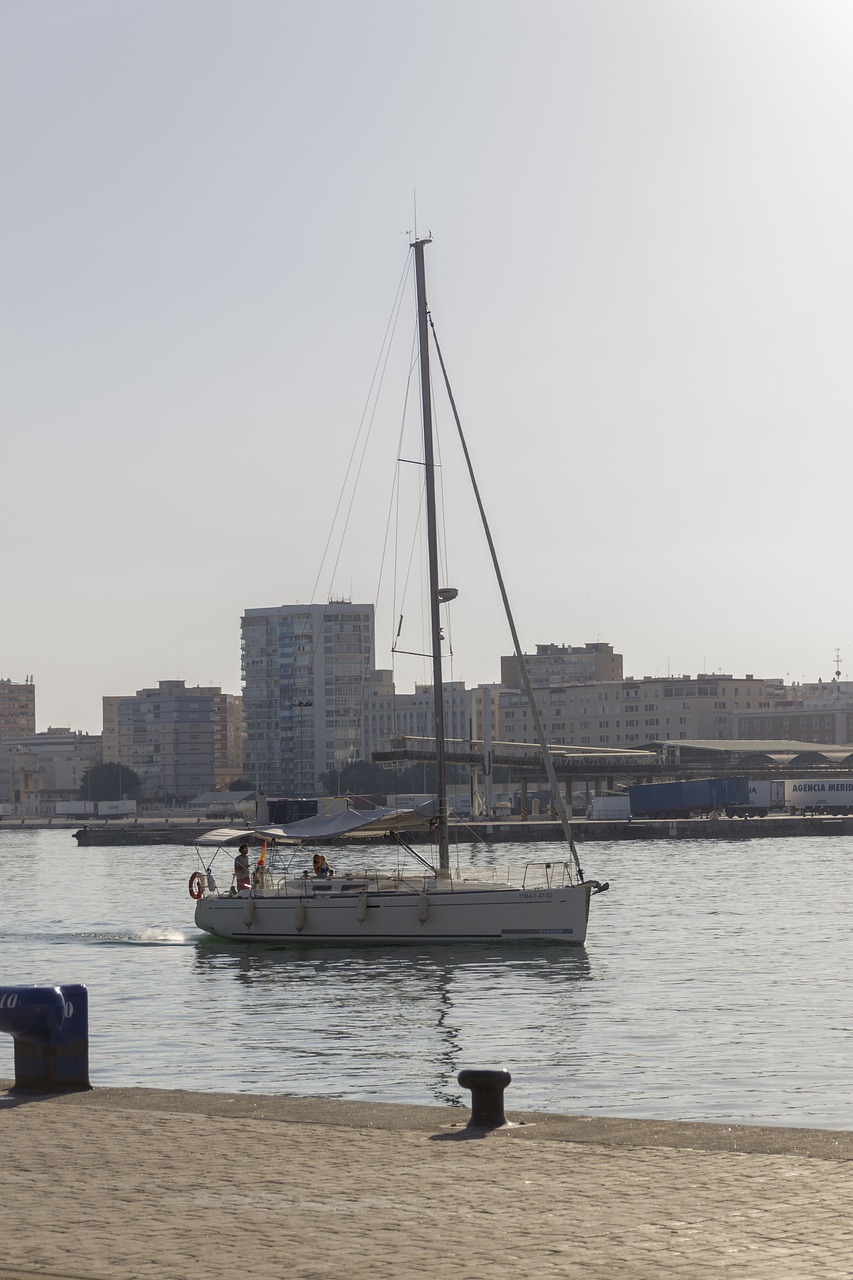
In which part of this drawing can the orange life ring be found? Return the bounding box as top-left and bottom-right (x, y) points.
(188, 871), (205, 900)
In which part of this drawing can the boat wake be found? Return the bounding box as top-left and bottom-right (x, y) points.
(0, 927), (189, 947)
(98, 928), (188, 946)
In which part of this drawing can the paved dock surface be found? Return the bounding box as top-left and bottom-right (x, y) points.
(2, 1084), (852, 1278)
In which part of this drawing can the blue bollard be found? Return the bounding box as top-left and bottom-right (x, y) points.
(0, 984), (90, 1093)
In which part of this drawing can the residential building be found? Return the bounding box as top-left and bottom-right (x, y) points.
(102, 696), (122, 764)
(0, 728), (102, 811)
(213, 692), (244, 788)
(242, 601), (375, 795)
(496, 673), (786, 748)
(470, 683), (501, 746)
(361, 669), (396, 762)
(361, 672), (472, 759)
(0, 677), (36, 739)
(501, 642), (622, 690)
(104, 681), (239, 801)
(734, 678), (853, 744)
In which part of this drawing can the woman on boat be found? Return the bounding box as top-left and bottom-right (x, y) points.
(312, 853), (333, 878)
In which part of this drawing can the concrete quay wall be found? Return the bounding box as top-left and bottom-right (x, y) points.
(62, 812), (853, 845)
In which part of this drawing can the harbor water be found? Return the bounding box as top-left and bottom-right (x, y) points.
(1, 828), (851, 1128)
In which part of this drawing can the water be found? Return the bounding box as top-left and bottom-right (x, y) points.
(1, 828), (851, 1128)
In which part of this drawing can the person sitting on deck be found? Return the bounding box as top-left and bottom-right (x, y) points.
(234, 843), (251, 892)
(312, 853), (334, 878)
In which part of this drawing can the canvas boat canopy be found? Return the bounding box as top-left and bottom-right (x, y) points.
(194, 827), (258, 846)
(256, 801), (437, 842)
(195, 800), (437, 847)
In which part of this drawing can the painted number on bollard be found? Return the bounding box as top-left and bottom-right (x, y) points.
(0, 993), (19, 1010)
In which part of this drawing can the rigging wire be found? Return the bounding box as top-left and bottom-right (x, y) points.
(320, 256), (411, 604)
(427, 311), (585, 882)
(274, 255), (410, 790)
(355, 309), (420, 785)
(389, 327), (422, 663)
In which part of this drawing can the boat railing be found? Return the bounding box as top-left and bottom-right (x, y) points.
(197, 860), (577, 897)
(520, 861), (577, 889)
(258, 868), (436, 897)
(451, 865), (504, 886)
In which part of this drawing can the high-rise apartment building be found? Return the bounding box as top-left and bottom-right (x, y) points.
(0, 677), (36, 739)
(242, 602), (375, 795)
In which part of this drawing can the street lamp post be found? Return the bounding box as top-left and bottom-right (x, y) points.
(293, 699), (313, 794)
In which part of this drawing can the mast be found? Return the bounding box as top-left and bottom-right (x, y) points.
(413, 237), (451, 874)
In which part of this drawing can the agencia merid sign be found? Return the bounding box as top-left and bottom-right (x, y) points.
(785, 778), (853, 808)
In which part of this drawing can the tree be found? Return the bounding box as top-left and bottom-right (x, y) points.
(227, 777), (255, 792)
(79, 762), (142, 802)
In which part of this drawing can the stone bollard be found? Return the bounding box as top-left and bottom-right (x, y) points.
(0, 984), (90, 1093)
(457, 1067), (512, 1129)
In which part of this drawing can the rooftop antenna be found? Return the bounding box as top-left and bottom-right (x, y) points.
(835, 648), (842, 681)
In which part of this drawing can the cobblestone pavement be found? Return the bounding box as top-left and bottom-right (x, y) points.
(1, 1087), (852, 1279)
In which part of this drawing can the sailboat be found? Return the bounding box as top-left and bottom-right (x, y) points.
(192, 238), (608, 945)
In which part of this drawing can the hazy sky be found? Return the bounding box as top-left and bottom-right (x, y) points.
(3, 0), (853, 733)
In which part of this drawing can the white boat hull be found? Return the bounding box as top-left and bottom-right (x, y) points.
(194, 879), (592, 945)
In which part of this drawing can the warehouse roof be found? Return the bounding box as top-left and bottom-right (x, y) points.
(644, 739), (853, 767)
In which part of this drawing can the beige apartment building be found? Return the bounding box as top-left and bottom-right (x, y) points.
(103, 681), (243, 800)
(361, 671), (472, 760)
(734, 679), (853, 744)
(496, 673), (785, 749)
(214, 693), (243, 788)
(0, 677), (36, 739)
(0, 728), (102, 810)
(501, 642), (622, 690)
(362, 644), (785, 761)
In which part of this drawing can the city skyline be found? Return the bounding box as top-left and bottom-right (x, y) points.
(1, 629), (844, 739)
(4, 2), (853, 733)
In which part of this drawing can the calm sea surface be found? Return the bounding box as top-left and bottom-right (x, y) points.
(1, 828), (851, 1128)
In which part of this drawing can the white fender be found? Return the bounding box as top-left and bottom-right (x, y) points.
(243, 898), (256, 927)
(418, 892), (429, 924)
(356, 892), (368, 923)
(295, 901), (307, 932)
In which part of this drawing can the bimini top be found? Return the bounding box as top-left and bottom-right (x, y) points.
(196, 799), (438, 847)
(257, 799), (438, 841)
(193, 826), (300, 847)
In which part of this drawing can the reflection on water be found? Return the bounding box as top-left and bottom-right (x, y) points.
(2, 828), (853, 1126)
(190, 940), (592, 1106)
